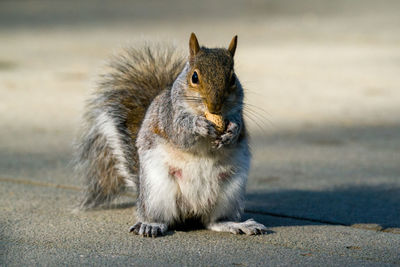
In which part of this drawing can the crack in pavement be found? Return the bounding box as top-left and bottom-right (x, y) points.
(0, 176), (81, 191)
(245, 209), (347, 226)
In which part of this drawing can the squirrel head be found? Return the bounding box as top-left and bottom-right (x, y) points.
(186, 33), (239, 115)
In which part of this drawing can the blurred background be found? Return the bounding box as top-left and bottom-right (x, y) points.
(1, 0), (399, 227)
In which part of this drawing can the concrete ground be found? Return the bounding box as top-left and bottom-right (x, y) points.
(1, 0), (399, 265)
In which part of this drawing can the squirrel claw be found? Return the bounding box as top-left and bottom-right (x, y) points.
(217, 121), (240, 147)
(129, 222), (142, 234)
(130, 222), (168, 238)
(213, 138), (224, 149)
(213, 129), (238, 150)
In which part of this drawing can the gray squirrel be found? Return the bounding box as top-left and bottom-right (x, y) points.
(74, 33), (267, 237)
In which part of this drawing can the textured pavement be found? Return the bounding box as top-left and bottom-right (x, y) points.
(1, 0), (400, 266)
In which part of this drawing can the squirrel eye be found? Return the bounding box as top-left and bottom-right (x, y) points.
(191, 71), (199, 84)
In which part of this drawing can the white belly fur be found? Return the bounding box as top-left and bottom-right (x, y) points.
(140, 141), (250, 224)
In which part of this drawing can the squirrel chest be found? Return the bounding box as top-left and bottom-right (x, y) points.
(140, 140), (246, 219)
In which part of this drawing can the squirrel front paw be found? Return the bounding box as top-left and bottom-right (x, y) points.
(194, 116), (218, 139)
(130, 222), (168, 237)
(214, 121), (240, 149)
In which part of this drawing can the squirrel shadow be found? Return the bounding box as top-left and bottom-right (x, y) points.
(245, 184), (400, 229)
(243, 122), (400, 230)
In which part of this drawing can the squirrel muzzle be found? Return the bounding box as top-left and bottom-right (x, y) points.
(203, 91), (226, 134)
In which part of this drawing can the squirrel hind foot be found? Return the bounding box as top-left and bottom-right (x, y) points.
(207, 219), (267, 235)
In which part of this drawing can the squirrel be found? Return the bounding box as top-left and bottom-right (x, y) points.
(74, 33), (267, 237)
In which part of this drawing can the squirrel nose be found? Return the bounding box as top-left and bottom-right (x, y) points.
(206, 102), (222, 115)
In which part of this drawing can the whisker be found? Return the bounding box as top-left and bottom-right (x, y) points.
(243, 102), (272, 116)
(179, 96), (204, 103)
(243, 108), (270, 129)
(185, 99), (203, 102)
(243, 104), (274, 127)
(179, 96), (204, 101)
(242, 87), (267, 98)
(243, 113), (267, 134)
(242, 104), (274, 135)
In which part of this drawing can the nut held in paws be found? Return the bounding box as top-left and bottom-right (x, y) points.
(205, 111), (225, 134)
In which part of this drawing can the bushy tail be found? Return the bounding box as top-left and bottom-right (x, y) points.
(74, 44), (186, 209)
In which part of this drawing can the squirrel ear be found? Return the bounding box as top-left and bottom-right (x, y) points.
(189, 33), (200, 57)
(228, 35), (238, 57)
